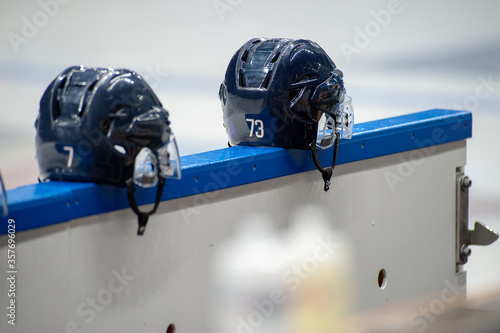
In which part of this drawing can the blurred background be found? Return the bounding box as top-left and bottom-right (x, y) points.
(0, 0), (498, 305)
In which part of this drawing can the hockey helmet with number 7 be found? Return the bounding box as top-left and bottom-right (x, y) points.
(35, 66), (181, 234)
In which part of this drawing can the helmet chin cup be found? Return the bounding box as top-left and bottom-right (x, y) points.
(157, 134), (181, 180)
(133, 147), (158, 188)
(335, 96), (354, 140)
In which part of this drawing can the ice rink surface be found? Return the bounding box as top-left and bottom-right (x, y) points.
(0, 0), (499, 305)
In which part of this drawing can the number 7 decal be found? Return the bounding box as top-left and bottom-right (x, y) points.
(63, 146), (74, 168)
(246, 118), (264, 138)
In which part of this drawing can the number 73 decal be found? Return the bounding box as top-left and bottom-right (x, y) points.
(246, 118), (264, 138)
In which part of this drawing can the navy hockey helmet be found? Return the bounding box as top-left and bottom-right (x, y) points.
(219, 38), (353, 191)
(35, 66), (181, 234)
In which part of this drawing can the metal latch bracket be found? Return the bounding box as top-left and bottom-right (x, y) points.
(456, 171), (499, 265)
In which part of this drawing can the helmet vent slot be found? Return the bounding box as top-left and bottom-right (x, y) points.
(288, 88), (302, 104)
(270, 52), (280, 63)
(239, 69), (246, 87)
(53, 98), (62, 119)
(58, 77), (68, 91)
(241, 49), (249, 62)
(87, 79), (98, 92)
(260, 71), (272, 89)
(79, 100), (87, 117)
(53, 77), (68, 119)
(79, 80), (98, 118)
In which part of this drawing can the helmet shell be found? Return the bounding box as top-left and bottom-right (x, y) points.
(35, 66), (172, 186)
(220, 38), (345, 150)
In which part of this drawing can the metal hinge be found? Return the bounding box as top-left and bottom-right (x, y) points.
(456, 170), (499, 265)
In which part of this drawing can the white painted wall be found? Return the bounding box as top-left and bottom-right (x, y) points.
(0, 141), (467, 332)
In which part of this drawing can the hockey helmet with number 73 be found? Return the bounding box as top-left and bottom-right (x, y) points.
(219, 38), (354, 191)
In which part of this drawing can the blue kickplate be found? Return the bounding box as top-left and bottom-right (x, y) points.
(0, 109), (472, 234)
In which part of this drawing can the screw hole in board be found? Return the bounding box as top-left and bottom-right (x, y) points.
(166, 323), (175, 333)
(378, 268), (387, 290)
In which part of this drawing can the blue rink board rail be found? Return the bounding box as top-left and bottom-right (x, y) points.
(0, 109), (472, 234)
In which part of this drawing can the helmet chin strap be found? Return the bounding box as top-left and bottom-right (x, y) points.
(126, 177), (166, 235)
(309, 131), (340, 192)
